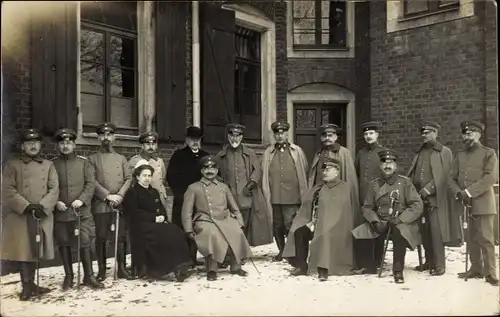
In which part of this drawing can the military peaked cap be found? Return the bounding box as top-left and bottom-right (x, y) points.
(186, 126), (203, 139)
(54, 128), (77, 141)
(20, 128), (43, 142)
(319, 123), (340, 135)
(271, 121), (290, 133)
(461, 121), (484, 134)
(199, 155), (218, 169)
(227, 123), (246, 135)
(139, 131), (158, 143)
(322, 157), (341, 170)
(360, 121), (380, 132)
(96, 122), (116, 134)
(378, 149), (398, 162)
(420, 121), (441, 133)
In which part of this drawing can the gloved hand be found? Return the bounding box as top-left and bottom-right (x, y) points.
(24, 204), (44, 214)
(186, 232), (196, 240)
(456, 190), (471, 205)
(419, 189), (429, 199)
(370, 221), (385, 234)
(243, 180), (257, 196)
(32, 207), (46, 219)
(389, 216), (402, 225)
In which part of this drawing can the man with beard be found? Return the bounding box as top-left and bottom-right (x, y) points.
(1, 128), (59, 300)
(88, 122), (134, 281)
(216, 123), (272, 247)
(52, 128), (104, 290)
(262, 121), (309, 262)
(354, 121), (387, 274)
(167, 126), (209, 266)
(449, 121), (498, 286)
(182, 155), (252, 281)
(283, 157), (354, 281)
(352, 150), (423, 283)
(407, 121), (462, 276)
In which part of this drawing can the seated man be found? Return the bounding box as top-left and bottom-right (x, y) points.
(352, 150), (423, 284)
(182, 155), (252, 281)
(283, 158), (354, 281)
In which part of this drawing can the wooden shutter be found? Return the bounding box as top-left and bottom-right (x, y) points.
(200, 4), (236, 144)
(155, 2), (187, 142)
(31, 2), (77, 136)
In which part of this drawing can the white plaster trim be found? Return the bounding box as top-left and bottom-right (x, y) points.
(286, 0), (355, 59)
(287, 84), (356, 154)
(221, 4), (277, 145)
(387, 0), (474, 34)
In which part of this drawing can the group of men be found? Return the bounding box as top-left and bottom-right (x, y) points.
(1, 117), (498, 301)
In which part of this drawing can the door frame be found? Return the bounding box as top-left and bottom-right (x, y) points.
(287, 83), (356, 154)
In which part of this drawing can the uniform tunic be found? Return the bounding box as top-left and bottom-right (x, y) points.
(128, 153), (168, 210)
(355, 143), (386, 205)
(412, 144), (435, 206)
(225, 147), (251, 209)
(269, 146), (300, 205)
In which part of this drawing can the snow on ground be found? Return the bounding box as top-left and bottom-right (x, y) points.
(1, 243), (499, 316)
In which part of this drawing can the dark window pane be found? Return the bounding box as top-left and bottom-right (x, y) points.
(110, 36), (135, 68)
(404, 0), (429, 15)
(242, 64), (260, 90)
(81, 1), (137, 32)
(321, 108), (342, 126)
(235, 64), (240, 114)
(81, 63), (104, 94)
(81, 93), (105, 125)
(296, 109), (316, 129)
(111, 97), (135, 127)
(235, 27), (260, 60)
(323, 0), (347, 46)
(80, 29), (104, 64)
(241, 91), (260, 116)
(110, 68), (135, 98)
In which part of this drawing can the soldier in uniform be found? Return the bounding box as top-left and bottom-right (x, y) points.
(407, 121), (461, 276)
(261, 121), (309, 261)
(182, 155), (252, 281)
(352, 150), (423, 283)
(354, 121), (387, 274)
(449, 121), (499, 286)
(216, 123), (272, 247)
(88, 122), (134, 281)
(52, 128), (104, 290)
(167, 126), (209, 266)
(1, 128), (59, 300)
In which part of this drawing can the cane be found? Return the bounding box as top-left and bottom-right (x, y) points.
(32, 212), (42, 298)
(73, 207), (82, 287)
(111, 206), (120, 280)
(378, 190), (400, 278)
(463, 203), (470, 282)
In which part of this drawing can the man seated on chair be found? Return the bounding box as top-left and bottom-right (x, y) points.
(181, 155), (252, 281)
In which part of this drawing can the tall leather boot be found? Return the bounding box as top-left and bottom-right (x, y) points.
(80, 247), (105, 289)
(19, 262), (32, 301)
(272, 228), (286, 262)
(28, 262), (51, 295)
(96, 240), (107, 281)
(117, 241), (135, 280)
(60, 246), (74, 291)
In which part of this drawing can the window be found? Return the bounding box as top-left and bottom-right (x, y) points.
(292, 0), (347, 49)
(80, 1), (138, 135)
(402, 0), (459, 19)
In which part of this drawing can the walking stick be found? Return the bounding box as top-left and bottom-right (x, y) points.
(32, 212), (42, 298)
(111, 205), (121, 281)
(378, 190), (400, 278)
(463, 203), (470, 282)
(73, 207), (82, 287)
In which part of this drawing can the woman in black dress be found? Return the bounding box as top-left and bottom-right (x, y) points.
(124, 160), (193, 282)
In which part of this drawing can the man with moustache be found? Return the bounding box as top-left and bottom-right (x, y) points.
(407, 121), (461, 276)
(216, 123), (272, 247)
(88, 122), (134, 281)
(354, 121), (387, 274)
(167, 126), (209, 266)
(449, 121), (498, 286)
(1, 129), (59, 300)
(182, 155), (252, 281)
(352, 150), (423, 283)
(52, 128), (104, 290)
(261, 121), (308, 262)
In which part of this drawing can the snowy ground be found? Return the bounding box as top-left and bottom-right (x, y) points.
(1, 243), (499, 316)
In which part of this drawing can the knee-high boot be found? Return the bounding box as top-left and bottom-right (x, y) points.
(60, 246), (74, 291)
(96, 240), (107, 281)
(273, 228), (285, 262)
(117, 241), (135, 280)
(80, 247), (104, 289)
(28, 262), (51, 295)
(19, 262), (32, 301)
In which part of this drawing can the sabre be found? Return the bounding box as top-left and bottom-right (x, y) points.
(463, 202), (471, 282)
(73, 207), (82, 287)
(32, 212), (42, 298)
(111, 204), (121, 281)
(378, 189), (400, 278)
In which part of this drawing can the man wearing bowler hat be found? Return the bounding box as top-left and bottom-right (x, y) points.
(1, 128), (59, 300)
(449, 121), (498, 286)
(88, 122), (134, 281)
(167, 126), (209, 266)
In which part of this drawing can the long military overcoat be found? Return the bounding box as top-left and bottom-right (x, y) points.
(1, 155), (59, 261)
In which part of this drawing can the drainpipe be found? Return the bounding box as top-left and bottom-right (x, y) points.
(192, 1), (201, 127)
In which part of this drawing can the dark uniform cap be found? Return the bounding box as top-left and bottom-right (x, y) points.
(360, 121), (380, 132)
(96, 122), (116, 134)
(54, 128), (77, 141)
(226, 123), (246, 135)
(139, 131), (158, 143)
(420, 121), (441, 133)
(20, 128), (43, 142)
(378, 149), (398, 162)
(461, 121), (484, 134)
(319, 123), (340, 135)
(322, 157), (341, 170)
(199, 155), (218, 169)
(271, 121), (290, 133)
(186, 126), (203, 139)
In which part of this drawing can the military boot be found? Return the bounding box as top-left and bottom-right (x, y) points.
(60, 247), (74, 291)
(80, 247), (104, 289)
(96, 240), (107, 281)
(117, 241), (135, 280)
(19, 263), (32, 301)
(272, 228), (285, 262)
(28, 262), (51, 295)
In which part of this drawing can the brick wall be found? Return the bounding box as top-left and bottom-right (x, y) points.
(369, 1), (497, 172)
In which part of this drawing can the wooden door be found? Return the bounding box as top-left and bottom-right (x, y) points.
(293, 103), (347, 164)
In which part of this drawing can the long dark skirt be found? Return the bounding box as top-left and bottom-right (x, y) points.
(130, 221), (192, 277)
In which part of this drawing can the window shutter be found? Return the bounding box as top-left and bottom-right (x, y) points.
(200, 4), (236, 145)
(31, 2), (77, 136)
(155, 2), (187, 142)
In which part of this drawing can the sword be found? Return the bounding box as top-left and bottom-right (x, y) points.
(73, 207), (82, 287)
(378, 189), (400, 278)
(463, 203), (471, 282)
(32, 212), (42, 298)
(111, 205), (121, 281)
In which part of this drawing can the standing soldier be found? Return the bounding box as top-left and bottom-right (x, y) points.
(262, 121), (308, 261)
(216, 123), (272, 246)
(1, 128), (59, 300)
(167, 126), (209, 266)
(407, 121), (462, 276)
(88, 123), (133, 281)
(52, 128), (104, 290)
(449, 121), (498, 286)
(352, 150), (423, 283)
(354, 121), (387, 274)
